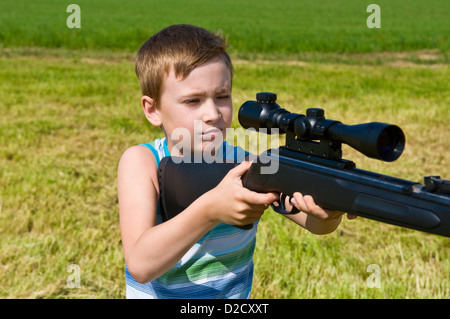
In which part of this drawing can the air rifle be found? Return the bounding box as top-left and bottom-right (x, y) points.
(158, 92), (450, 237)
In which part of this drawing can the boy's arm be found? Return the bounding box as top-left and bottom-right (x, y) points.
(118, 146), (276, 284)
(118, 145), (216, 283)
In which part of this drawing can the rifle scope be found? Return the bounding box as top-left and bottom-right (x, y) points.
(238, 92), (405, 162)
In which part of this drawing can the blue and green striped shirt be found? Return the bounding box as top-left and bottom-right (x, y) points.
(125, 137), (257, 299)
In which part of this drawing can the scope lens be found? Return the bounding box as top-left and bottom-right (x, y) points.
(377, 126), (404, 161)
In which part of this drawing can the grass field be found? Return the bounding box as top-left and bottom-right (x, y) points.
(1, 0), (449, 54)
(0, 0), (449, 299)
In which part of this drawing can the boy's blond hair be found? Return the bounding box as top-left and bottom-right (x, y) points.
(135, 24), (233, 108)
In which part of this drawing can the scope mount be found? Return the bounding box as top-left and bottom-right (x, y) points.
(282, 126), (357, 170)
(286, 133), (342, 159)
(287, 106), (344, 159)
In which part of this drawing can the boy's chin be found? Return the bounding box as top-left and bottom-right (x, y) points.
(169, 137), (223, 157)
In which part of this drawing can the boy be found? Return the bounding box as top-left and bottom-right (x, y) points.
(118, 24), (352, 299)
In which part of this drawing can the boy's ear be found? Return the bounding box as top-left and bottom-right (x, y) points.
(141, 96), (162, 126)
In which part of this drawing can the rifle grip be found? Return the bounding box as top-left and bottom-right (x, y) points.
(243, 161), (299, 215)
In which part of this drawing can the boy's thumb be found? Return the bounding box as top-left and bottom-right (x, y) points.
(229, 161), (252, 178)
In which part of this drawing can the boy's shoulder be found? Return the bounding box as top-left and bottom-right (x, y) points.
(118, 144), (159, 176)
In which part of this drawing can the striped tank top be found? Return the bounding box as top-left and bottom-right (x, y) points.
(125, 137), (257, 299)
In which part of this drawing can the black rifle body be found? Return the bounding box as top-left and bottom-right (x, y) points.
(158, 148), (450, 237)
(158, 92), (450, 237)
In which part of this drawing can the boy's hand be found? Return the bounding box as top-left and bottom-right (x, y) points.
(276, 192), (357, 234)
(289, 192), (357, 221)
(204, 161), (278, 226)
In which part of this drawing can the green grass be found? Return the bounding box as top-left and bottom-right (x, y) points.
(0, 0), (449, 299)
(0, 0), (449, 54)
(0, 48), (448, 298)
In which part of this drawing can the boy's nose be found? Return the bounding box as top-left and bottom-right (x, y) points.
(202, 99), (221, 123)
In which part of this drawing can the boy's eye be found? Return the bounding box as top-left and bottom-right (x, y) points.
(184, 98), (200, 105)
(217, 95), (230, 100)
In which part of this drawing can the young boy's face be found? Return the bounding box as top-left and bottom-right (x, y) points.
(157, 56), (233, 156)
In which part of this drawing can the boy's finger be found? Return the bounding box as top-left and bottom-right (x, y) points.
(244, 189), (278, 205)
(291, 192), (307, 211)
(303, 195), (317, 211)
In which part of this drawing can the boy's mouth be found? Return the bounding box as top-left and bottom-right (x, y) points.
(201, 128), (223, 141)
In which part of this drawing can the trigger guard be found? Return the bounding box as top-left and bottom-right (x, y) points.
(271, 194), (300, 215)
